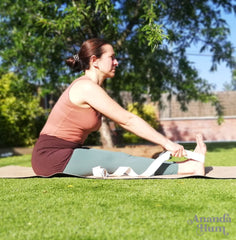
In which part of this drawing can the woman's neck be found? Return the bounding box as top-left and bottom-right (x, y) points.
(84, 69), (104, 86)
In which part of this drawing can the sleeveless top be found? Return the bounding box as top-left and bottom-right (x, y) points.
(31, 76), (102, 176)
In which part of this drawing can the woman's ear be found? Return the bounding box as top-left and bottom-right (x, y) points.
(90, 55), (98, 68)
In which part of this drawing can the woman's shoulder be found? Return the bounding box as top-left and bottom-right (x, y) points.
(72, 77), (100, 91)
(69, 77), (105, 104)
(72, 75), (91, 84)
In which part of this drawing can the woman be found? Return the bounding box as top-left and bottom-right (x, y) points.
(31, 38), (206, 177)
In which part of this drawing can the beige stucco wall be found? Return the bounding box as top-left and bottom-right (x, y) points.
(159, 91), (236, 142)
(160, 117), (236, 142)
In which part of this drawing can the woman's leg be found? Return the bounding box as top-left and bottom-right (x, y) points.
(63, 148), (178, 176)
(63, 134), (206, 177)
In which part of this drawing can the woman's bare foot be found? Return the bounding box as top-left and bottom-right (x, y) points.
(178, 134), (206, 175)
(194, 134), (207, 156)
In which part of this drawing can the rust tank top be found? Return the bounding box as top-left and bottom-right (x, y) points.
(40, 76), (101, 144)
(31, 76), (101, 176)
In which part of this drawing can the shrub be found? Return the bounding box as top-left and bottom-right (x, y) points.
(0, 73), (46, 147)
(122, 102), (159, 144)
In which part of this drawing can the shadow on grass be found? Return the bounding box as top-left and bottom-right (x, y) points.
(181, 142), (236, 152)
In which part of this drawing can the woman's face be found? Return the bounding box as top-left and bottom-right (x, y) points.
(97, 44), (118, 79)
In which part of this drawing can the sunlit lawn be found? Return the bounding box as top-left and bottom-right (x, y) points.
(0, 142), (235, 240)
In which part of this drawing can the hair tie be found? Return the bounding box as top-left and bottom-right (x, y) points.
(73, 54), (80, 62)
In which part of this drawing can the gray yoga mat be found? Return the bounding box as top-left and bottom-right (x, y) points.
(0, 165), (236, 179)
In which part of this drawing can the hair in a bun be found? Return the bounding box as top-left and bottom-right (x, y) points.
(65, 56), (82, 72)
(65, 38), (109, 72)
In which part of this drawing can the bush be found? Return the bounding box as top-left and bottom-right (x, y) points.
(0, 73), (46, 147)
(122, 102), (159, 144)
(84, 131), (101, 146)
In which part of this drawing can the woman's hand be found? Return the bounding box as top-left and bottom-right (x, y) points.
(164, 140), (186, 158)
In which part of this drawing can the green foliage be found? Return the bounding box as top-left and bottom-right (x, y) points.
(223, 69), (236, 91)
(140, 23), (167, 52)
(0, 73), (46, 147)
(123, 103), (159, 144)
(139, 2), (168, 52)
(84, 131), (101, 146)
(0, 0), (235, 116)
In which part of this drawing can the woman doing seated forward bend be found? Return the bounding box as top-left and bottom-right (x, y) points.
(31, 38), (206, 177)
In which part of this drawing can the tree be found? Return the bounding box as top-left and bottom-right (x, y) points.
(1, 0), (235, 145)
(223, 69), (236, 91)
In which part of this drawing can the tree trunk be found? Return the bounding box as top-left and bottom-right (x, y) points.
(99, 117), (114, 148)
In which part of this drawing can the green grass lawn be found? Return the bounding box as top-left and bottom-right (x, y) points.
(0, 142), (236, 240)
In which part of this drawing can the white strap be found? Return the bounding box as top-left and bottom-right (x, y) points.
(92, 150), (205, 178)
(93, 166), (139, 177)
(185, 150), (205, 163)
(112, 167), (138, 177)
(140, 151), (172, 176)
(92, 166), (109, 177)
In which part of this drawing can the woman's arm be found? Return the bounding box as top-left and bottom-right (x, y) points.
(69, 80), (185, 156)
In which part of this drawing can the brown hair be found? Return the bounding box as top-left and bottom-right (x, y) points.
(65, 38), (109, 72)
